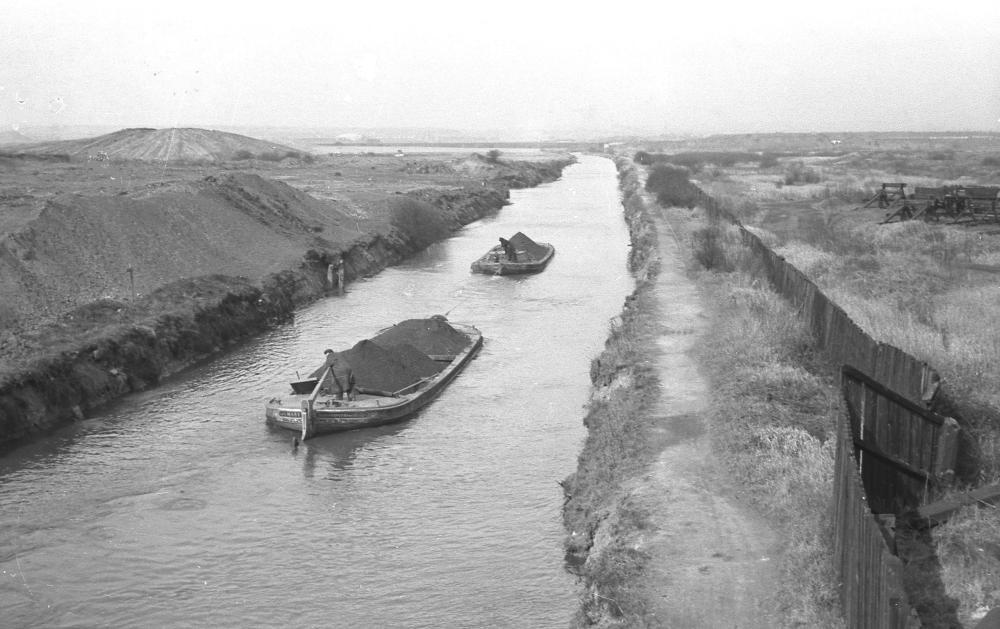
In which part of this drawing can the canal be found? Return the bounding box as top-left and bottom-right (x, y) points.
(0, 155), (633, 628)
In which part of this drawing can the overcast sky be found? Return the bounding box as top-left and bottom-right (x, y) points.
(2, 0), (999, 138)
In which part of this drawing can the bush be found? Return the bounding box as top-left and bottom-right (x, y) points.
(0, 301), (19, 328)
(283, 150), (315, 164)
(758, 153), (780, 168)
(635, 151), (766, 172)
(644, 164), (701, 208)
(783, 161), (821, 185)
(485, 149), (502, 163)
(633, 150), (654, 165)
(692, 225), (734, 271)
(389, 196), (451, 248)
(232, 149), (254, 161)
(666, 153), (705, 174)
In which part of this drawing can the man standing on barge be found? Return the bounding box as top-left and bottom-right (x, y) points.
(318, 349), (355, 400)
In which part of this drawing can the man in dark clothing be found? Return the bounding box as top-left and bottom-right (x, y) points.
(319, 349), (355, 400)
(499, 237), (517, 262)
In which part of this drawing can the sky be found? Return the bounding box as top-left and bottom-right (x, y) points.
(2, 0), (1000, 139)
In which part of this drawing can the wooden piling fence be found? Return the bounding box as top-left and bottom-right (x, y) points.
(693, 187), (966, 628)
(841, 365), (958, 513)
(707, 193), (941, 407)
(832, 378), (918, 628)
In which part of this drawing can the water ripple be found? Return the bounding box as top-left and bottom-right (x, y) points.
(0, 156), (633, 628)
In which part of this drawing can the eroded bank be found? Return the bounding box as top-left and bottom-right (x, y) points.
(0, 157), (572, 450)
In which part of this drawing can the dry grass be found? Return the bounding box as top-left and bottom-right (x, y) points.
(562, 285), (664, 628)
(562, 167), (665, 627)
(774, 218), (1000, 479)
(666, 207), (845, 628)
(682, 141), (1000, 624)
(934, 505), (1000, 626)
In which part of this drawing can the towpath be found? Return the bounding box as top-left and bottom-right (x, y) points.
(632, 194), (783, 627)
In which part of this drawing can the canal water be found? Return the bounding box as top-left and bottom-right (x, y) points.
(0, 155), (633, 628)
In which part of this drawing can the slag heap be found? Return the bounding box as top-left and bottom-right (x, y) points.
(312, 317), (470, 394)
(370, 317), (470, 356)
(507, 232), (549, 261)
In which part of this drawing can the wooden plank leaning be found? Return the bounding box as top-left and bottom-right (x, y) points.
(916, 482), (1000, 527)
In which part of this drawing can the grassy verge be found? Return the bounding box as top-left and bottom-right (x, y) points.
(689, 149), (1000, 480)
(562, 159), (664, 626)
(768, 218), (1000, 478)
(563, 285), (664, 625)
(699, 151), (1000, 622)
(666, 207), (845, 627)
(691, 155), (1000, 624)
(564, 158), (843, 627)
(934, 505), (1000, 625)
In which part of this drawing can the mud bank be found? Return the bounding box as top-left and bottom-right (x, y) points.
(0, 158), (572, 450)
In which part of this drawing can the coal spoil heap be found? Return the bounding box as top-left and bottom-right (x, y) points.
(507, 232), (549, 261)
(371, 317), (470, 356)
(332, 340), (431, 393)
(384, 342), (446, 379)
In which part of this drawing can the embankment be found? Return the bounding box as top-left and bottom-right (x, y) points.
(562, 156), (663, 625)
(0, 158), (572, 450)
(562, 156), (838, 627)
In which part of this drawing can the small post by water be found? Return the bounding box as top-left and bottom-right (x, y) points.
(328, 259), (346, 296)
(127, 266), (135, 307)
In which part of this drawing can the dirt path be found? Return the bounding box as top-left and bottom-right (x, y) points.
(632, 202), (783, 627)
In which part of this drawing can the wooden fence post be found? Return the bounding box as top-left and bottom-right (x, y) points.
(934, 417), (959, 481)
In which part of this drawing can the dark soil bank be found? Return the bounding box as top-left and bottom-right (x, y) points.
(0, 158), (572, 450)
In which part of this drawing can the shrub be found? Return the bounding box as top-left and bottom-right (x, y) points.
(783, 161), (821, 185)
(759, 153), (780, 168)
(644, 164), (701, 208)
(666, 153), (705, 174)
(389, 196), (451, 248)
(485, 149), (502, 163)
(692, 225), (733, 271)
(258, 151), (282, 162)
(232, 149), (254, 161)
(0, 301), (19, 328)
(283, 150), (315, 163)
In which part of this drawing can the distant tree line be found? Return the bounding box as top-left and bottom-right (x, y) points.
(634, 150), (779, 173)
(643, 164), (703, 208)
(232, 149), (315, 163)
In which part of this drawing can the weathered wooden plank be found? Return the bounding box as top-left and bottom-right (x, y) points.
(916, 483), (1000, 526)
(961, 186), (1000, 200)
(887, 393), (900, 459)
(934, 417), (959, 479)
(842, 366), (944, 426)
(913, 186), (945, 199)
(910, 408), (925, 470)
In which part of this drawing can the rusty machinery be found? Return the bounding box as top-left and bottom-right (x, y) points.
(877, 183), (1000, 224)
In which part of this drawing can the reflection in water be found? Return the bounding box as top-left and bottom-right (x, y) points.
(0, 155), (632, 629)
(293, 422), (411, 479)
